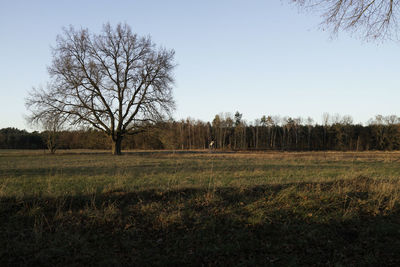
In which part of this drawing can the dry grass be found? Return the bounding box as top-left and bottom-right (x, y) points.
(1, 150), (400, 265)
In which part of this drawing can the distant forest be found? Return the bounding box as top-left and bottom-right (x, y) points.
(2, 113), (400, 151)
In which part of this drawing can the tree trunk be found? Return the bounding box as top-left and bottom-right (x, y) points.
(112, 136), (123, 155)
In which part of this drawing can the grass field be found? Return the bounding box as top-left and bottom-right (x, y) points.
(1, 150), (400, 266)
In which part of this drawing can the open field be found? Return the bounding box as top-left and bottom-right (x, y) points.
(1, 150), (400, 265)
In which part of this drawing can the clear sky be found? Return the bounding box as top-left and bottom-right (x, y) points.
(1, 0), (399, 130)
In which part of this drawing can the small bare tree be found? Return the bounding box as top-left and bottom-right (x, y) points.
(25, 101), (67, 154)
(292, 0), (399, 41)
(42, 120), (60, 154)
(26, 23), (175, 155)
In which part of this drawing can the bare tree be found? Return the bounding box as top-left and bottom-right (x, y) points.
(40, 111), (66, 154)
(292, 0), (399, 40)
(25, 100), (67, 154)
(26, 23), (175, 155)
(306, 116), (314, 150)
(322, 112), (330, 126)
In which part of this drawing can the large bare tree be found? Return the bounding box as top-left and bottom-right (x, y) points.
(26, 23), (175, 155)
(292, 0), (399, 40)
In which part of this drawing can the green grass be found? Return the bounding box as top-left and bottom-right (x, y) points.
(1, 150), (400, 265)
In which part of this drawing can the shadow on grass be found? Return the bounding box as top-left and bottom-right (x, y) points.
(1, 179), (400, 266)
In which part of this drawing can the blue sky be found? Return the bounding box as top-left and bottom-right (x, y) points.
(1, 0), (399, 130)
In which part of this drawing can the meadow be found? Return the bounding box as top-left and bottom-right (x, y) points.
(1, 150), (400, 266)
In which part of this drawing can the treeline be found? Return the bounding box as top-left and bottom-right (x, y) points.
(0, 128), (44, 149)
(2, 113), (400, 151)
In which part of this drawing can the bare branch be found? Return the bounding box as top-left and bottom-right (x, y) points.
(26, 23), (176, 154)
(291, 0), (400, 41)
